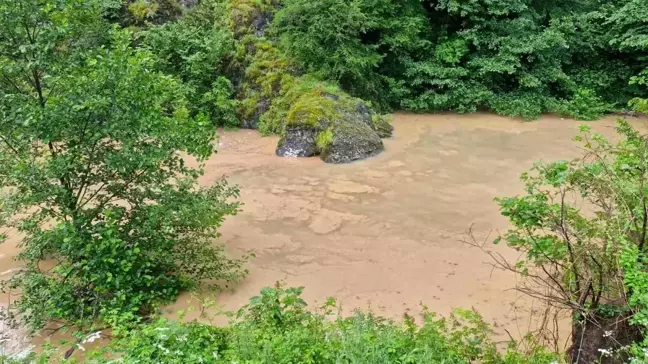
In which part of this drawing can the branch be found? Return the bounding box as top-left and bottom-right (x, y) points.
(558, 188), (581, 295)
(638, 140), (647, 251)
(0, 134), (21, 156)
(0, 72), (27, 95)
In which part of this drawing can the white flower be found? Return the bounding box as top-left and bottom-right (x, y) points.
(177, 334), (188, 342)
(598, 348), (613, 357)
(158, 334), (169, 340)
(603, 330), (613, 338)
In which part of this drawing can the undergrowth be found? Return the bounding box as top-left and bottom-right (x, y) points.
(85, 286), (562, 364)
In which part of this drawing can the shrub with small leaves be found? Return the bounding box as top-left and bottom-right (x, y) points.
(0, 1), (246, 333)
(549, 88), (609, 120)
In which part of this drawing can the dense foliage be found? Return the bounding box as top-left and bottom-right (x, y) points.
(271, 0), (648, 119)
(0, 0), (245, 333)
(142, 0), (239, 127)
(78, 285), (557, 364)
(97, 0), (648, 127)
(108, 0), (648, 129)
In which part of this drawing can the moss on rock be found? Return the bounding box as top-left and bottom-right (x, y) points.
(371, 114), (394, 138)
(286, 94), (339, 128)
(316, 128), (334, 152)
(229, 0), (389, 163)
(320, 120), (384, 164)
(276, 89), (386, 162)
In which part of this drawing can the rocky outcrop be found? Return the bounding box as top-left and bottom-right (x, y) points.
(276, 125), (319, 157)
(319, 120), (384, 163)
(275, 91), (392, 163)
(241, 98), (269, 129)
(371, 115), (394, 138)
(251, 11), (273, 37)
(227, 0), (392, 162)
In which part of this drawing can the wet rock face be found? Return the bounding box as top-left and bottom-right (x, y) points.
(251, 12), (273, 37)
(372, 116), (394, 138)
(355, 102), (373, 126)
(320, 121), (384, 164)
(276, 125), (319, 157)
(178, 0), (198, 10)
(275, 96), (390, 163)
(242, 99), (270, 129)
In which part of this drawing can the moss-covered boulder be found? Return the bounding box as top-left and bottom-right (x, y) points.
(319, 119), (384, 164)
(227, 0), (390, 163)
(275, 87), (387, 163)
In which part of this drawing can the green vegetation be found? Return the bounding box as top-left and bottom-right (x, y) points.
(83, 285), (558, 363)
(0, 0), (245, 334)
(111, 0), (648, 127)
(480, 104), (648, 361)
(316, 128), (334, 152)
(99, 0), (648, 125)
(1, 0), (648, 362)
(142, 0), (239, 127)
(272, 0), (647, 119)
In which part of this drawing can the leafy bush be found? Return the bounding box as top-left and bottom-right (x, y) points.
(143, 0), (238, 126)
(94, 286), (561, 364)
(480, 119), (648, 361)
(272, 0), (385, 104)
(109, 0), (183, 28)
(548, 88), (610, 120)
(272, 0), (428, 110)
(629, 70), (648, 114)
(0, 1), (245, 332)
(489, 92), (547, 121)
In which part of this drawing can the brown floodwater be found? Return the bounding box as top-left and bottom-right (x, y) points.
(167, 112), (639, 342)
(1, 112), (644, 355)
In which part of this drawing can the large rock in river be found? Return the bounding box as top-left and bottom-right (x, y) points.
(319, 120), (383, 163)
(275, 92), (391, 163)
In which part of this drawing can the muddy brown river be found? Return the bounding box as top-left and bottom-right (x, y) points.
(169, 112), (631, 340)
(1, 112), (641, 354)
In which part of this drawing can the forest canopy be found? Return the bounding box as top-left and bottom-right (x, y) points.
(270, 0), (647, 119)
(111, 0), (648, 125)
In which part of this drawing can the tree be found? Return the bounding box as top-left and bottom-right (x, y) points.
(467, 119), (648, 362)
(0, 0), (246, 332)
